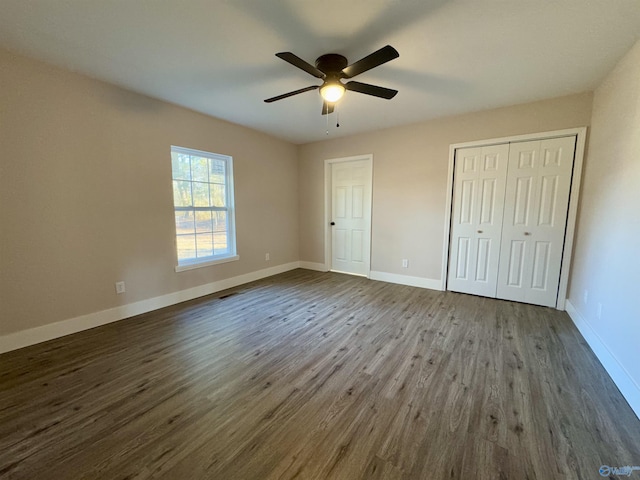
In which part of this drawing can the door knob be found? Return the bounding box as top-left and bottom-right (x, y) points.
(477, 230), (483, 234)
(524, 232), (531, 236)
(330, 222), (335, 226)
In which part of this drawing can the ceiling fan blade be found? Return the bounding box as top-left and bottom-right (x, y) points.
(264, 85), (319, 103)
(345, 81), (398, 99)
(322, 101), (335, 115)
(276, 52), (326, 79)
(341, 45), (399, 79)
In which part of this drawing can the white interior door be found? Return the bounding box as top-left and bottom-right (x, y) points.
(448, 144), (509, 296)
(330, 158), (372, 276)
(496, 137), (576, 307)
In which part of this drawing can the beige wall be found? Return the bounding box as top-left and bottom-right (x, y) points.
(567, 40), (640, 395)
(0, 48), (299, 336)
(298, 93), (593, 279)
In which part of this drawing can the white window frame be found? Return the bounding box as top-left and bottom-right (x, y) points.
(170, 146), (238, 272)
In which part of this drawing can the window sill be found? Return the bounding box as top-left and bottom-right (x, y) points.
(175, 255), (239, 272)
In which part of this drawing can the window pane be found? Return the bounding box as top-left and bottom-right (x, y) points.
(195, 211), (213, 233)
(192, 182), (211, 207)
(173, 180), (193, 207)
(172, 153), (191, 181)
(209, 158), (225, 183)
(175, 211), (195, 235)
(213, 211), (227, 233)
(211, 184), (226, 207)
(191, 156), (209, 183)
(196, 233), (214, 258)
(214, 232), (228, 254)
(177, 234), (196, 261)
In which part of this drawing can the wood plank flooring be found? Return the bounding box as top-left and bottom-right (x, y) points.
(1, 269), (639, 479)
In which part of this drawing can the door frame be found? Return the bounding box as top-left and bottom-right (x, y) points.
(441, 127), (587, 310)
(324, 154), (374, 276)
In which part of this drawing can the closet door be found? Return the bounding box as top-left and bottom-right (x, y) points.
(496, 137), (576, 307)
(448, 144), (509, 297)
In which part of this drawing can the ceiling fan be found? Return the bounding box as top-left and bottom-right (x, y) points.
(264, 45), (399, 115)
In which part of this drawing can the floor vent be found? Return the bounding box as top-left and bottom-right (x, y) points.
(218, 292), (239, 299)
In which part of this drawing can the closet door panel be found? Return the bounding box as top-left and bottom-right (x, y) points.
(448, 144), (509, 297)
(497, 137), (576, 306)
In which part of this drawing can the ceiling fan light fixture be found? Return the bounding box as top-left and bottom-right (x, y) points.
(320, 83), (345, 103)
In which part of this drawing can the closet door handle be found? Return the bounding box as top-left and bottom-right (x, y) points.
(477, 230), (483, 234)
(524, 232), (531, 236)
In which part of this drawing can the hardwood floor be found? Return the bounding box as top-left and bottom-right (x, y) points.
(1, 269), (639, 479)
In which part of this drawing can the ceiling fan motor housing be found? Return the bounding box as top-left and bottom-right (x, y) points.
(315, 54), (348, 75)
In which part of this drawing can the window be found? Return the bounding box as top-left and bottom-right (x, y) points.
(170, 146), (237, 271)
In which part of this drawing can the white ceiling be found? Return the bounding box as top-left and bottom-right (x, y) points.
(1, 0), (639, 144)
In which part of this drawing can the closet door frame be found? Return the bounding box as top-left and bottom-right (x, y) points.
(441, 127), (587, 310)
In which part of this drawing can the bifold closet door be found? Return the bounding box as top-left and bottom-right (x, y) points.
(496, 137), (576, 307)
(448, 144), (509, 297)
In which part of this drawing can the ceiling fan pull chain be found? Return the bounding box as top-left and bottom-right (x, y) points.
(326, 104), (329, 135)
(336, 109), (340, 128)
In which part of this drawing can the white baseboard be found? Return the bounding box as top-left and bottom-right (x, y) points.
(299, 261), (328, 272)
(565, 300), (640, 420)
(369, 271), (443, 291)
(0, 261), (301, 354)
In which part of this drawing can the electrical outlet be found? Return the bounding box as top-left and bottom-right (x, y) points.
(583, 290), (588, 304)
(265, 253), (270, 261)
(402, 259), (409, 268)
(115, 281), (126, 294)
(597, 302), (603, 320)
